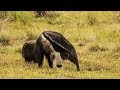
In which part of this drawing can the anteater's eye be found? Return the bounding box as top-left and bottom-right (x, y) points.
(52, 54), (55, 59)
(51, 54), (55, 60)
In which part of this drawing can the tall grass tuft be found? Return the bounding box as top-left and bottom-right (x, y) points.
(35, 11), (60, 17)
(0, 33), (10, 46)
(86, 12), (99, 26)
(14, 46), (22, 53)
(5, 11), (35, 25)
(0, 11), (8, 19)
(88, 43), (108, 52)
(25, 29), (38, 40)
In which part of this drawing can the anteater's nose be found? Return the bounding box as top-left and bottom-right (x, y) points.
(56, 65), (62, 68)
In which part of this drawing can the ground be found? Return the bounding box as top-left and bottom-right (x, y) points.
(0, 11), (120, 79)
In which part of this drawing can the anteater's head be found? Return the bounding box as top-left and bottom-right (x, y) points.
(50, 52), (63, 69)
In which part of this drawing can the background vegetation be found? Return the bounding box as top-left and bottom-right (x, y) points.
(0, 11), (120, 79)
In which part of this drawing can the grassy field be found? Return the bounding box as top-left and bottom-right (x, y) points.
(0, 11), (120, 79)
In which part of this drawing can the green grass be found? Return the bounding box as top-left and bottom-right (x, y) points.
(0, 11), (120, 79)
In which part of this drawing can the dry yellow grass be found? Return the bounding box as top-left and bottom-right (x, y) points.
(0, 11), (120, 79)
